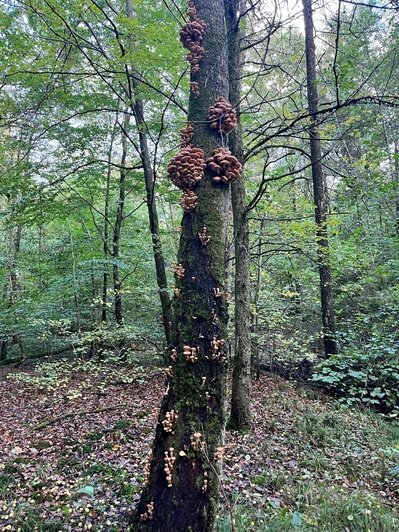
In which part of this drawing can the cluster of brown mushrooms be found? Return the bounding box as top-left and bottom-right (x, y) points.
(179, 0), (206, 74)
(164, 448), (176, 487)
(210, 337), (225, 362)
(183, 345), (198, 363)
(172, 263), (185, 279)
(167, 146), (206, 190)
(190, 81), (200, 95)
(142, 449), (153, 488)
(139, 502), (154, 521)
(179, 190), (197, 212)
(190, 431), (204, 451)
(198, 225), (210, 246)
(162, 409), (178, 433)
(206, 147), (242, 184)
(180, 122), (194, 148)
(207, 96), (237, 134)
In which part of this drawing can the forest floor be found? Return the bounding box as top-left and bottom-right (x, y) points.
(0, 356), (398, 532)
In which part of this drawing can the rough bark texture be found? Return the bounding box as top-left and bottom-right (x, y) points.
(225, 0), (252, 431)
(126, 0), (172, 346)
(303, 0), (338, 357)
(134, 0), (230, 529)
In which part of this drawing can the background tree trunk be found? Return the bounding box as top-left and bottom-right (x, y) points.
(126, 0), (172, 346)
(101, 117), (118, 323)
(303, 0), (338, 357)
(225, 0), (252, 432)
(112, 112), (130, 327)
(135, 0), (231, 529)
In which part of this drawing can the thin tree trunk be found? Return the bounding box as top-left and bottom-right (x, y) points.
(253, 219), (265, 381)
(68, 226), (81, 331)
(394, 140), (399, 236)
(102, 118), (118, 323)
(303, 0), (338, 357)
(8, 224), (22, 304)
(126, 0), (172, 346)
(0, 341), (8, 361)
(225, 0), (252, 432)
(112, 112), (130, 327)
(135, 0), (231, 529)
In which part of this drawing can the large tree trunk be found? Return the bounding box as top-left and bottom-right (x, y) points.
(302, 0), (338, 357)
(225, 0), (252, 432)
(134, 0), (231, 529)
(126, 0), (172, 346)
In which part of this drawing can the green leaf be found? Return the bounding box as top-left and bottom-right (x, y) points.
(291, 511), (302, 528)
(77, 485), (95, 497)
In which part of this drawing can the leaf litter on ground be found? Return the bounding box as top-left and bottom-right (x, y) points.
(0, 357), (398, 531)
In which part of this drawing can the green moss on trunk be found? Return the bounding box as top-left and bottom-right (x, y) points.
(134, 1), (232, 530)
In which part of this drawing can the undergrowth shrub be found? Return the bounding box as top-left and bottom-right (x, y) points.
(312, 344), (399, 414)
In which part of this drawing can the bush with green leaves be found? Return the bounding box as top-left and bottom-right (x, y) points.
(313, 342), (399, 414)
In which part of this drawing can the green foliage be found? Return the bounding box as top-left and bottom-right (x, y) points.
(217, 491), (399, 531)
(313, 343), (399, 413)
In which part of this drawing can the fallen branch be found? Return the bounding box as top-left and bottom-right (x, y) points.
(33, 404), (129, 431)
(0, 345), (74, 367)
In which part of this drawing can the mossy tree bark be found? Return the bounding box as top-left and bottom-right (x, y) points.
(303, 0), (338, 357)
(225, 0), (252, 432)
(134, 0), (231, 529)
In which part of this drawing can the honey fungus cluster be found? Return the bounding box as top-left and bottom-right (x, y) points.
(140, 502), (154, 521)
(179, 190), (197, 212)
(207, 97), (237, 134)
(190, 81), (200, 95)
(167, 146), (206, 190)
(191, 431), (204, 452)
(164, 448), (176, 487)
(180, 122), (194, 148)
(206, 147), (242, 184)
(162, 409), (178, 433)
(183, 345), (198, 363)
(180, 1), (206, 74)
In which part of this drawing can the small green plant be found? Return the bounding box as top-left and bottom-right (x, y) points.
(313, 343), (399, 414)
(114, 418), (132, 431)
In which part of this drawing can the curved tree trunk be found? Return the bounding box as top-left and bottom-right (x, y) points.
(225, 0), (252, 432)
(134, 0), (231, 529)
(303, 0), (338, 357)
